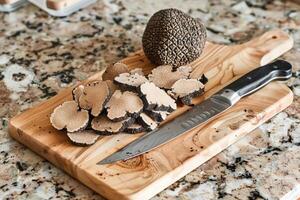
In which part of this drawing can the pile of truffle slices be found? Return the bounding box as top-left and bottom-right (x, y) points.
(50, 62), (205, 146)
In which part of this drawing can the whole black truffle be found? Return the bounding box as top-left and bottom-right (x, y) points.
(142, 8), (207, 67)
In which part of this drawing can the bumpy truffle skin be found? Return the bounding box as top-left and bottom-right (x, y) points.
(142, 8), (207, 67)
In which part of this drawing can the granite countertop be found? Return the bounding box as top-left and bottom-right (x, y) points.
(0, 0), (299, 199)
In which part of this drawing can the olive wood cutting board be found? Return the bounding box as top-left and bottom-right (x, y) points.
(9, 30), (294, 200)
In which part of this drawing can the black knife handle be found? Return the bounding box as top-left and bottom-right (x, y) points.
(214, 60), (292, 105)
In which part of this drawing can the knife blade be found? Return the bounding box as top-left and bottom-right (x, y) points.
(98, 60), (292, 165)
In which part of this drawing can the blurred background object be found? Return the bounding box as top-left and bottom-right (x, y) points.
(29, 0), (96, 16)
(0, 0), (27, 12)
(0, 0), (96, 15)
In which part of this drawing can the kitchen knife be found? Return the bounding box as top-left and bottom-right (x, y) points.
(98, 60), (292, 165)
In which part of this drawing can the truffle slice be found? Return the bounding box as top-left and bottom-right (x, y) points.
(170, 79), (204, 105)
(177, 65), (193, 76)
(78, 80), (110, 117)
(130, 68), (144, 76)
(142, 8), (207, 67)
(148, 65), (192, 89)
(145, 110), (169, 122)
(91, 115), (134, 135)
(67, 130), (100, 146)
(139, 82), (177, 112)
(137, 113), (158, 131)
(114, 72), (148, 91)
(102, 62), (129, 81)
(72, 85), (84, 104)
(50, 101), (89, 132)
(125, 123), (145, 134)
(105, 90), (144, 121)
(105, 80), (119, 94)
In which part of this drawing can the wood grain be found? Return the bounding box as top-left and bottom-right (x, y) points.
(9, 30), (294, 200)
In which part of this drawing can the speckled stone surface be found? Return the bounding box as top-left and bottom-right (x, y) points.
(0, 0), (300, 199)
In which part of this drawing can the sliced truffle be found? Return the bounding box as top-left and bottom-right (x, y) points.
(114, 72), (148, 91)
(142, 8), (207, 67)
(102, 62), (129, 81)
(177, 65), (193, 76)
(145, 110), (169, 122)
(105, 90), (144, 121)
(78, 80), (110, 117)
(105, 80), (119, 94)
(139, 82), (177, 112)
(169, 79), (204, 105)
(67, 130), (100, 146)
(50, 101), (89, 132)
(137, 113), (158, 131)
(148, 65), (192, 89)
(125, 123), (145, 134)
(72, 84), (84, 104)
(130, 68), (144, 76)
(91, 115), (134, 135)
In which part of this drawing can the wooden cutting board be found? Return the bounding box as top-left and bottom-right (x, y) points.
(9, 30), (294, 200)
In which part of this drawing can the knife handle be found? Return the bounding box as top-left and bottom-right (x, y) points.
(216, 60), (292, 104)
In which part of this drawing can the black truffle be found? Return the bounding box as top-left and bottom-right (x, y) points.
(142, 8), (207, 67)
